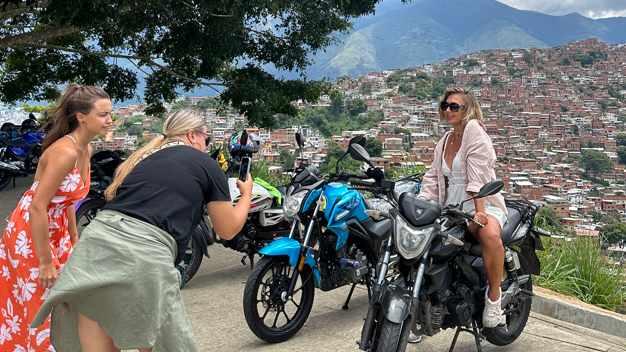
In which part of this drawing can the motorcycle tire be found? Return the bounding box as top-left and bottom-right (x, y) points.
(372, 316), (402, 352)
(482, 250), (532, 346)
(243, 256), (315, 343)
(0, 173), (11, 191)
(75, 198), (106, 237)
(183, 236), (203, 284)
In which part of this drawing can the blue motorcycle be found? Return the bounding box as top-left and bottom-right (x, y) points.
(243, 137), (403, 343)
(0, 117), (44, 191)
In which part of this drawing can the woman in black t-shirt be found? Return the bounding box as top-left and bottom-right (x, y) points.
(33, 110), (252, 352)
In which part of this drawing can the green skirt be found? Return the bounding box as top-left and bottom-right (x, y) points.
(31, 210), (198, 351)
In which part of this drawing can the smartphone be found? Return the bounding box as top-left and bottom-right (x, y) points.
(239, 157), (251, 182)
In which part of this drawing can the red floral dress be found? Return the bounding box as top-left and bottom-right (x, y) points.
(0, 164), (89, 351)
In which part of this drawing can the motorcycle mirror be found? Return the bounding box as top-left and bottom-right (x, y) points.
(29, 113), (37, 121)
(349, 135), (366, 147)
(210, 148), (221, 160)
(349, 144), (374, 167)
(476, 180), (504, 199)
(240, 129), (248, 148)
(295, 132), (304, 149)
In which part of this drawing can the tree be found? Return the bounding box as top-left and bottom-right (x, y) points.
(617, 146), (626, 164)
(528, 152), (537, 159)
(588, 187), (601, 198)
(571, 125), (579, 136)
(560, 57), (571, 66)
(580, 150), (614, 177)
(560, 105), (570, 113)
(348, 98), (367, 116)
(616, 134), (626, 146)
(0, 0), (395, 127)
(393, 127), (411, 136)
(278, 149), (296, 169)
(196, 97), (219, 111)
(522, 51), (533, 64)
(364, 138), (382, 157)
(587, 210), (603, 222)
(321, 140), (361, 174)
(361, 83), (372, 95)
(136, 136), (153, 148)
(600, 222), (626, 244)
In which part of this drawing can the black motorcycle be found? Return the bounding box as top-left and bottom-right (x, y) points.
(0, 114), (44, 191)
(74, 150), (214, 285)
(358, 180), (550, 352)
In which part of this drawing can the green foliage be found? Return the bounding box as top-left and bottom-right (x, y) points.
(560, 105), (570, 112)
(320, 140), (361, 174)
(250, 159), (290, 188)
(581, 174), (611, 187)
(137, 136), (153, 148)
(588, 187), (602, 198)
(535, 237), (626, 311)
(361, 83), (372, 95)
(560, 57), (571, 66)
(571, 125), (579, 136)
(279, 106), (382, 138)
(522, 51), (533, 64)
(573, 51), (606, 66)
(617, 146), (626, 165)
(348, 98), (367, 116)
(278, 149), (296, 169)
(528, 152), (537, 159)
(580, 150), (614, 177)
(364, 138), (383, 157)
(498, 129), (510, 137)
(21, 103), (53, 113)
(196, 97), (219, 111)
(393, 127), (411, 135)
(616, 134), (626, 146)
(535, 206), (563, 235)
(601, 222), (626, 244)
(0, 0), (390, 127)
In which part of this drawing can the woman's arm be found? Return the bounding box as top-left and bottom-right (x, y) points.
(206, 176), (253, 240)
(29, 143), (77, 288)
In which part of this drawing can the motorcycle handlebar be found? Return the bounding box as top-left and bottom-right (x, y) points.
(350, 178), (375, 187)
(444, 207), (484, 228)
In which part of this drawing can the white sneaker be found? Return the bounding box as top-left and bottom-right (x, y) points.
(408, 332), (422, 343)
(483, 286), (503, 328)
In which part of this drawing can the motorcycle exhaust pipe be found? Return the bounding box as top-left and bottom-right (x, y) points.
(0, 161), (26, 176)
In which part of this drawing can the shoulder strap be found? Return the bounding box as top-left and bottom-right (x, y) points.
(64, 135), (79, 166)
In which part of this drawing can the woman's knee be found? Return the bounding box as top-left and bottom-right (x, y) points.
(478, 224), (502, 249)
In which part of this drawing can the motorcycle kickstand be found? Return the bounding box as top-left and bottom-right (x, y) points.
(249, 253), (255, 269)
(342, 283), (357, 310)
(448, 320), (485, 352)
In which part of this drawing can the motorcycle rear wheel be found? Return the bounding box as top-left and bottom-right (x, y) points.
(482, 250), (532, 346)
(243, 256), (315, 343)
(182, 236), (202, 284)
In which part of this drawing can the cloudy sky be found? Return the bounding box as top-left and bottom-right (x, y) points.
(495, 0), (626, 18)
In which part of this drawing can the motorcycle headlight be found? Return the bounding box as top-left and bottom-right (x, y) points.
(284, 190), (307, 221)
(394, 215), (436, 259)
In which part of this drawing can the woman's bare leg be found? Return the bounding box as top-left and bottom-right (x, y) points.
(468, 215), (504, 302)
(77, 311), (120, 352)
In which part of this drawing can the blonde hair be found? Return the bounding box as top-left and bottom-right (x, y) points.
(104, 110), (205, 201)
(438, 86), (483, 125)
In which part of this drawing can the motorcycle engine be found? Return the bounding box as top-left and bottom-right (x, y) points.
(328, 245), (368, 286)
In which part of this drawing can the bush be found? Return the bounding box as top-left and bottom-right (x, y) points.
(535, 237), (626, 311)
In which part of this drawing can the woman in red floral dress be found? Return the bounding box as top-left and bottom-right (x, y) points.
(0, 84), (111, 351)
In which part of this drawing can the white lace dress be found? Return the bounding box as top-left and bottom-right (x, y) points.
(441, 145), (507, 229)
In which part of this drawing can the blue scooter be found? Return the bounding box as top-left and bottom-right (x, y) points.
(0, 114), (45, 191)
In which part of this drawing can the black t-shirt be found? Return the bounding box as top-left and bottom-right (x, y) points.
(104, 146), (230, 265)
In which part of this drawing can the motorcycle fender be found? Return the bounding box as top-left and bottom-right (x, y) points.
(380, 283), (413, 324)
(192, 225), (211, 258)
(258, 237), (321, 288)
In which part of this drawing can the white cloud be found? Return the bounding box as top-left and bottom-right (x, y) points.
(496, 0), (626, 18)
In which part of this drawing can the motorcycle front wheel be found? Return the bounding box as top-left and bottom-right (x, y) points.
(75, 198), (106, 237)
(0, 172), (11, 191)
(243, 256), (315, 343)
(182, 235), (203, 284)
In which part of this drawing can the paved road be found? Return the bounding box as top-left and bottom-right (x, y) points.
(1, 177), (626, 351)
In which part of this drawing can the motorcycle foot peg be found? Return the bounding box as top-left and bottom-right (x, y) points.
(519, 289), (535, 297)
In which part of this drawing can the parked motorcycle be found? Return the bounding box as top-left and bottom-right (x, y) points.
(208, 130), (297, 267)
(358, 180), (551, 352)
(242, 138), (402, 343)
(74, 150), (214, 285)
(0, 116), (44, 191)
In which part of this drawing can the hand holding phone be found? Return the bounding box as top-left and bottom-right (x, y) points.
(239, 157), (251, 182)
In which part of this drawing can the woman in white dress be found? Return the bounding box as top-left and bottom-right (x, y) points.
(418, 87), (508, 329)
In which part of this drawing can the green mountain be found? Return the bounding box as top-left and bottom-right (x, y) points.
(302, 0), (626, 79)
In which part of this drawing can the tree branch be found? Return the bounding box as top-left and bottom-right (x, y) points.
(0, 1), (48, 22)
(0, 25), (79, 49)
(23, 43), (228, 90)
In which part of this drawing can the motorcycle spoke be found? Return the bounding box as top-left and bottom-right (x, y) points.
(289, 298), (300, 309)
(271, 310), (281, 328)
(281, 307), (292, 324)
(260, 304), (272, 320)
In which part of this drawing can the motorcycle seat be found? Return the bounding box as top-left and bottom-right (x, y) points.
(0, 138), (28, 147)
(468, 206), (523, 256)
